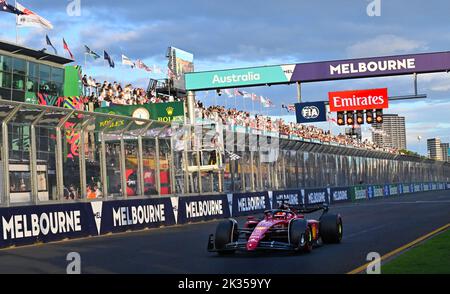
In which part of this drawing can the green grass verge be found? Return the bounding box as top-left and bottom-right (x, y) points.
(383, 229), (450, 274)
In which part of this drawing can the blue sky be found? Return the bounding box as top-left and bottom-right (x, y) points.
(1, 0), (450, 155)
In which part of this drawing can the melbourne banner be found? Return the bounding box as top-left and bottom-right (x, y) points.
(0, 203), (93, 248)
(185, 51), (450, 90)
(176, 194), (230, 224)
(328, 187), (351, 203)
(303, 188), (329, 205)
(98, 198), (176, 234)
(271, 190), (304, 209)
(295, 101), (327, 123)
(230, 192), (271, 217)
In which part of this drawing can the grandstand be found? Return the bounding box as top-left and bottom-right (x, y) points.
(0, 40), (448, 206)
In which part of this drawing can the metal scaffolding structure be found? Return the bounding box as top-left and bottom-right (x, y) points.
(0, 100), (449, 207)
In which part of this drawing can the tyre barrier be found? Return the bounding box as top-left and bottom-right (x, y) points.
(0, 182), (448, 249)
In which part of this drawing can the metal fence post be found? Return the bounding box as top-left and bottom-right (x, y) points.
(155, 137), (161, 196)
(137, 135), (145, 197)
(99, 131), (108, 199)
(1, 105), (21, 206)
(250, 151), (255, 192)
(30, 110), (47, 204)
(169, 136), (176, 195)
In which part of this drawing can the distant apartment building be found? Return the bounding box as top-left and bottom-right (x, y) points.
(427, 138), (443, 161)
(441, 142), (449, 162)
(372, 114), (407, 150)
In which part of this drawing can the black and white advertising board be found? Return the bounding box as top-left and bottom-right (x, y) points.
(98, 198), (176, 234)
(271, 190), (304, 209)
(176, 194), (230, 224)
(230, 192), (270, 217)
(328, 187), (351, 204)
(0, 203), (93, 248)
(303, 188), (329, 205)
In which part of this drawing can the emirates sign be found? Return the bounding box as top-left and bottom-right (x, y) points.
(328, 88), (389, 112)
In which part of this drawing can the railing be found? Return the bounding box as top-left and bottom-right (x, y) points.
(0, 100), (449, 207)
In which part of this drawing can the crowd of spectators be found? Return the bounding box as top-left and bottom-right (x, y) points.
(81, 75), (177, 108)
(195, 102), (399, 154)
(80, 74), (397, 154)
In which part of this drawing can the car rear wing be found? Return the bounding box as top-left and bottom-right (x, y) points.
(292, 203), (329, 215)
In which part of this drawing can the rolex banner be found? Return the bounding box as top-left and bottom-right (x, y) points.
(95, 102), (185, 130)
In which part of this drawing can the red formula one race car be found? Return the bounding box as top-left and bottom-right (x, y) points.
(207, 203), (342, 254)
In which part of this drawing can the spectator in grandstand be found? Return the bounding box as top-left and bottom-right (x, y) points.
(195, 103), (399, 154)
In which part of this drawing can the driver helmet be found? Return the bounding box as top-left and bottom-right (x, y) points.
(279, 202), (290, 210)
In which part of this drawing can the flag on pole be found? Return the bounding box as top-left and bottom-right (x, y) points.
(225, 150), (241, 161)
(242, 91), (251, 99)
(16, 2), (53, 29)
(260, 97), (272, 108)
(46, 35), (57, 55)
(234, 89), (244, 96)
(62, 38), (74, 60)
(84, 45), (100, 59)
(153, 65), (163, 74)
(224, 89), (233, 98)
(136, 59), (152, 72)
(122, 54), (135, 67)
(281, 104), (296, 112)
(104, 51), (115, 68)
(0, 0), (23, 15)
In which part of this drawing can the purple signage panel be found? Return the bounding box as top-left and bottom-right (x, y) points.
(291, 51), (450, 82)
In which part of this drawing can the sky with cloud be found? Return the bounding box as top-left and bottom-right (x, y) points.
(1, 0), (449, 155)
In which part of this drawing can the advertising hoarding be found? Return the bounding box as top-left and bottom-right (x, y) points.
(328, 88), (388, 112)
(95, 102), (184, 130)
(185, 51), (450, 91)
(168, 47), (194, 91)
(295, 101), (328, 123)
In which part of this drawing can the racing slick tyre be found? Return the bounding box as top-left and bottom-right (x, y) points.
(319, 214), (343, 244)
(215, 219), (238, 255)
(289, 219), (313, 253)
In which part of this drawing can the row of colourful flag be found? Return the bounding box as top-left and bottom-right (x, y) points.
(85, 44), (165, 74)
(1, 0), (53, 29)
(1, 1), (165, 74)
(206, 89), (275, 108)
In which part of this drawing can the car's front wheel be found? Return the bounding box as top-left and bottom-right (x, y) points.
(289, 219), (313, 253)
(215, 219), (238, 255)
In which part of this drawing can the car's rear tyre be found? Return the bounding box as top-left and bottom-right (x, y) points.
(320, 214), (343, 244)
(289, 219), (313, 253)
(215, 219), (238, 255)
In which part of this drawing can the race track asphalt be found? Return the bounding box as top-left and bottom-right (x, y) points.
(0, 190), (449, 274)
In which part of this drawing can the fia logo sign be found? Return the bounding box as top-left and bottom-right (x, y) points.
(301, 106), (320, 119)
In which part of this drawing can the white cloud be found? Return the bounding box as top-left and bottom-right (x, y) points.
(346, 35), (427, 58)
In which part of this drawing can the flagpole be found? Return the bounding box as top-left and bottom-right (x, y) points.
(260, 98), (262, 115)
(252, 94), (255, 115)
(15, 0), (19, 44)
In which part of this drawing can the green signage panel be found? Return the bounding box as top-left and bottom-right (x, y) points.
(94, 102), (184, 131)
(64, 66), (82, 97)
(185, 65), (294, 91)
